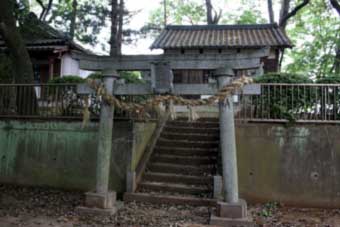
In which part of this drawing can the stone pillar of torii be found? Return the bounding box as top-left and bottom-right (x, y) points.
(74, 49), (266, 225)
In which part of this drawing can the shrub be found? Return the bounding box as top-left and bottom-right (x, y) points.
(48, 75), (85, 84)
(87, 71), (144, 84)
(87, 72), (102, 80)
(120, 71), (144, 84)
(252, 73), (314, 121)
(316, 75), (340, 84)
(254, 73), (312, 84)
(251, 73), (340, 121)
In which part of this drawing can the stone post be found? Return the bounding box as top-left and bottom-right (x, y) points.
(217, 68), (239, 204)
(96, 70), (116, 194)
(77, 69), (119, 216)
(210, 67), (253, 226)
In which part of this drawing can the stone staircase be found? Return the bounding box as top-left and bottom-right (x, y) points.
(124, 118), (219, 206)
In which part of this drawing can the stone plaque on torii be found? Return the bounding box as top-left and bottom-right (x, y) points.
(74, 49), (266, 225)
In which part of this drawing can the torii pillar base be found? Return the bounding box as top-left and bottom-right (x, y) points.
(210, 200), (253, 227)
(76, 191), (117, 216)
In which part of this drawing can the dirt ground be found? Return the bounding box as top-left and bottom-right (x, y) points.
(1, 184), (340, 227)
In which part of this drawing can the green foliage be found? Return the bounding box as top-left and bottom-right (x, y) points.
(143, 0), (206, 37)
(48, 0), (110, 46)
(221, 0), (266, 25)
(258, 202), (279, 218)
(86, 71), (144, 84)
(15, 0), (31, 23)
(120, 71), (144, 84)
(143, 0), (267, 38)
(285, 0), (340, 78)
(87, 72), (103, 80)
(316, 75), (340, 84)
(254, 73), (313, 121)
(254, 73), (313, 84)
(234, 10), (267, 24)
(254, 73), (340, 121)
(48, 75), (85, 84)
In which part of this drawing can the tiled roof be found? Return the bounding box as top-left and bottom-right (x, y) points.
(0, 13), (91, 54)
(151, 24), (292, 49)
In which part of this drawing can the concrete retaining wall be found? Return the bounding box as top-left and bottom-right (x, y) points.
(0, 120), (156, 194)
(237, 123), (340, 208)
(1, 120), (339, 207)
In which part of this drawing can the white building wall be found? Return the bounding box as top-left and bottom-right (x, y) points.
(61, 53), (80, 76)
(79, 69), (93, 78)
(60, 53), (94, 78)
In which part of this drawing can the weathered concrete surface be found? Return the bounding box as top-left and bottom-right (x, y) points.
(2, 120), (339, 208)
(0, 120), (156, 194)
(130, 122), (157, 172)
(0, 120), (99, 190)
(237, 123), (340, 208)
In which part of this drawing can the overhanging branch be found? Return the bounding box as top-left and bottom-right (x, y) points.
(330, 0), (340, 16)
(35, 0), (46, 20)
(279, 0), (310, 27)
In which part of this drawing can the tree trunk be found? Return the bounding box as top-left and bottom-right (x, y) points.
(0, 0), (38, 115)
(117, 0), (124, 55)
(110, 0), (119, 56)
(330, 0), (340, 74)
(279, 0), (310, 32)
(267, 0), (275, 23)
(69, 0), (78, 40)
(0, 0), (34, 83)
(163, 0), (168, 26)
(278, 0), (310, 71)
(330, 0), (340, 15)
(110, 0), (123, 56)
(206, 0), (213, 25)
(279, 0), (291, 30)
(334, 46), (340, 74)
(42, 0), (54, 21)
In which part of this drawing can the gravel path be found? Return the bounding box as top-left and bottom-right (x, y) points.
(1, 184), (340, 227)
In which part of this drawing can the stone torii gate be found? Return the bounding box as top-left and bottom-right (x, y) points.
(74, 49), (266, 225)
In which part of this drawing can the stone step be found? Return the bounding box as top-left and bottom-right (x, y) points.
(157, 138), (219, 149)
(139, 181), (210, 196)
(161, 132), (219, 141)
(154, 146), (218, 156)
(163, 126), (219, 134)
(151, 154), (217, 165)
(167, 121), (219, 129)
(148, 163), (215, 176)
(144, 172), (213, 186)
(124, 192), (217, 207)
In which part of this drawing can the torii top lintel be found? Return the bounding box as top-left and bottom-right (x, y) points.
(71, 48), (270, 72)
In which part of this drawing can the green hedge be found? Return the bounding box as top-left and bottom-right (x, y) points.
(48, 75), (85, 84)
(254, 73), (312, 84)
(87, 72), (102, 80)
(254, 73), (313, 121)
(252, 73), (340, 121)
(316, 75), (340, 84)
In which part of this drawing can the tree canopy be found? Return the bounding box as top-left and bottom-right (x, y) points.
(0, 0), (339, 81)
(285, 0), (340, 78)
